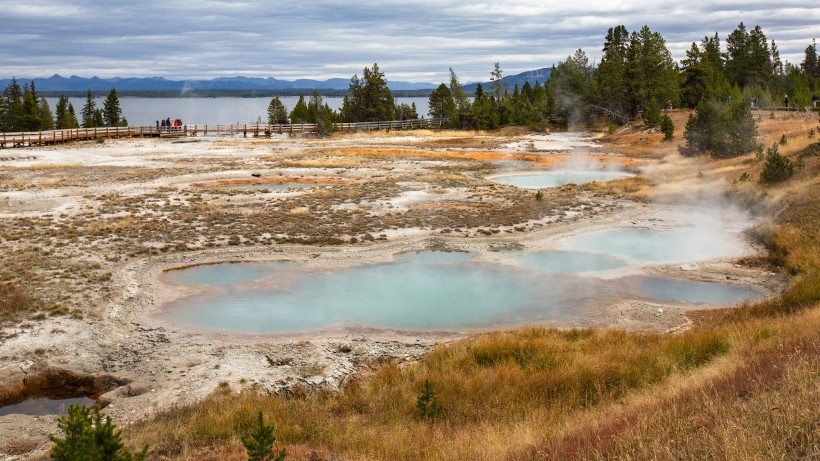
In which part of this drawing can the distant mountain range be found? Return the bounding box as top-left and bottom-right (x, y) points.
(462, 68), (552, 93)
(1, 68), (552, 95)
(0, 74), (437, 92)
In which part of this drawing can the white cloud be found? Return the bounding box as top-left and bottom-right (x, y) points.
(0, 0), (817, 82)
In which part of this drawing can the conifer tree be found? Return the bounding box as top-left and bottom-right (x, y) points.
(267, 97), (288, 124)
(624, 26), (679, 117)
(340, 63), (395, 122)
(50, 404), (148, 461)
(596, 25), (630, 122)
(92, 108), (105, 128)
(489, 62), (504, 103)
(38, 97), (54, 130)
(801, 39), (819, 79)
(103, 88), (122, 127)
(0, 77), (23, 131)
(289, 94), (309, 123)
(20, 83), (42, 131)
(307, 90), (323, 123)
(55, 94), (69, 129)
(81, 90), (96, 128)
(241, 411), (286, 461)
(67, 103), (80, 129)
(427, 83), (455, 120)
(449, 68), (471, 127)
(416, 379), (441, 420)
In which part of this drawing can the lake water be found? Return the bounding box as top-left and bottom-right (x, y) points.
(45, 96), (431, 126)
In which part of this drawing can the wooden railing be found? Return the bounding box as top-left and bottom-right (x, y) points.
(0, 118), (447, 148)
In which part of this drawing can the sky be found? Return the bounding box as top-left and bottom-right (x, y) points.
(2, 0), (819, 84)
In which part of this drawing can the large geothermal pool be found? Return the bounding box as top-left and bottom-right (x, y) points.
(158, 229), (761, 334)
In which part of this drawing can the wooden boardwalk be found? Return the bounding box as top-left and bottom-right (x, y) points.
(0, 118), (447, 148)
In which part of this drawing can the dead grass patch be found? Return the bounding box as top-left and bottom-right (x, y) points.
(0, 283), (35, 323)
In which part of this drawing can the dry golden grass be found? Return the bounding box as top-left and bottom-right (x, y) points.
(124, 326), (747, 459)
(581, 176), (653, 201)
(0, 283), (35, 323)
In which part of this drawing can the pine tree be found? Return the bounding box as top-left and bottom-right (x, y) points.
(801, 39), (819, 79)
(597, 25), (630, 122)
(67, 103), (80, 129)
(659, 114), (675, 140)
(759, 143), (795, 183)
(725, 22), (750, 87)
(38, 97), (54, 130)
(267, 97), (288, 124)
(81, 90), (96, 128)
(680, 97), (758, 158)
(55, 95), (69, 129)
(489, 62), (504, 103)
(50, 404), (148, 461)
(642, 98), (661, 127)
(624, 26), (679, 117)
(416, 379), (441, 420)
(20, 83), (42, 131)
(289, 94), (309, 123)
(449, 68), (471, 127)
(0, 77), (23, 132)
(548, 52), (594, 125)
(241, 411), (286, 461)
(103, 88), (122, 127)
(307, 90), (323, 123)
(427, 83), (455, 120)
(341, 63), (395, 122)
(748, 26), (771, 86)
(92, 108), (105, 128)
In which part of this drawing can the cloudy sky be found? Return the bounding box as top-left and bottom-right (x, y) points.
(2, 0), (819, 83)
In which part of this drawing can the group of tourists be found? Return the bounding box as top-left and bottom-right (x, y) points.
(156, 117), (183, 132)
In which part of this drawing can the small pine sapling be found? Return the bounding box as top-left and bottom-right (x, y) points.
(759, 143), (795, 183)
(50, 404), (148, 461)
(659, 114), (675, 140)
(241, 411), (286, 461)
(416, 379), (441, 420)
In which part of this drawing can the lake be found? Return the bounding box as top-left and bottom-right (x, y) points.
(45, 96), (431, 126)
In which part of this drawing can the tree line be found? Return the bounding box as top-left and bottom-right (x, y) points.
(0, 84), (126, 132)
(264, 22), (817, 141)
(4, 21), (818, 142)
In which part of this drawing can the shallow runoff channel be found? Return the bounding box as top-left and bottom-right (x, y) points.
(154, 133), (764, 335)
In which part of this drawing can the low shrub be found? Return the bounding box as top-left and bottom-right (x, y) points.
(759, 143), (795, 183)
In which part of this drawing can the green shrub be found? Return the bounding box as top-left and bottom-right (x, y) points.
(241, 411), (286, 461)
(642, 98), (661, 128)
(535, 190), (544, 201)
(659, 114), (674, 140)
(416, 379), (441, 420)
(759, 143), (795, 183)
(50, 404), (148, 461)
(680, 99), (758, 158)
(779, 134), (788, 146)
